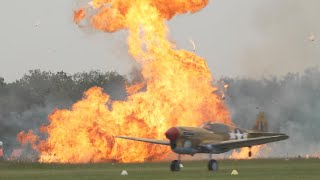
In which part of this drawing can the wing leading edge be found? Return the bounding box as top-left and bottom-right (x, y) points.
(116, 136), (170, 145)
(117, 134), (289, 151)
(206, 134), (289, 149)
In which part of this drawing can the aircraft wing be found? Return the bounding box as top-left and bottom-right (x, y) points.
(205, 134), (289, 149)
(116, 136), (170, 145)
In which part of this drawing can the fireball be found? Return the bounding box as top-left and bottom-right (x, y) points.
(18, 0), (232, 163)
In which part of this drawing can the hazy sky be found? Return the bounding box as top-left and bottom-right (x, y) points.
(0, 0), (319, 82)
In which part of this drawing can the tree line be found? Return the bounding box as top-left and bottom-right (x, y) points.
(0, 67), (319, 157)
(0, 70), (127, 154)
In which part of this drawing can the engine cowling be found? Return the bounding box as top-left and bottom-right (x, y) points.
(165, 127), (199, 155)
(165, 127), (179, 149)
(165, 127), (179, 141)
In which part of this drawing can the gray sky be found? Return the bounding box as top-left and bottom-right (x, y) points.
(0, 0), (319, 82)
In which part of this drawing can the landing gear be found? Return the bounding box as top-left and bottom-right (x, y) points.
(169, 154), (219, 172)
(170, 160), (181, 171)
(248, 146), (252, 158)
(170, 154), (182, 172)
(208, 159), (219, 171)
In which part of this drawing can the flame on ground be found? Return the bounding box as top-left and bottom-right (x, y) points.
(18, 0), (233, 163)
(230, 145), (267, 159)
(305, 153), (320, 159)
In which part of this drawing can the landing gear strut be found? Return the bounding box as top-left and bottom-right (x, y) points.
(170, 154), (182, 172)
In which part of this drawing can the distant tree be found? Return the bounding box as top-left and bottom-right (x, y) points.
(0, 69), (128, 153)
(72, 70), (127, 100)
(0, 77), (5, 94)
(0, 77), (5, 86)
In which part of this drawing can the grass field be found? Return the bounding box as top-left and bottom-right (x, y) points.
(0, 159), (319, 180)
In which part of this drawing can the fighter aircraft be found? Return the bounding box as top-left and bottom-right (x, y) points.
(117, 113), (289, 172)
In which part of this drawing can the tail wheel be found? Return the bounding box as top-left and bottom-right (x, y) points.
(208, 159), (219, 171)
(170, 160), (181, 172)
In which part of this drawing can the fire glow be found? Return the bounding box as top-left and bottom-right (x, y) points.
(230, 146), (264, 159)
(16, 0), (256, 163)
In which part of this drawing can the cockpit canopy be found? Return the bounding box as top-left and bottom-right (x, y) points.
(201, 123), (230, 133)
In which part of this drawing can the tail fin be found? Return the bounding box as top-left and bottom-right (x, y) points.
(252, 112), (268, 132)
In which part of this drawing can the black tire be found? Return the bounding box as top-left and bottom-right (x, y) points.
(170, 160), (181, 172)
(208, 159), (219, 171)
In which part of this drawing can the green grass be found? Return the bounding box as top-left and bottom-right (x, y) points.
(0, 159), (319, 180)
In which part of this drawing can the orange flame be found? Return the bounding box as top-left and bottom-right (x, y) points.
(230, 145), (264, 159)
(73, 8), (86, 24)
(305, 153), (320, 159)
(17, 130), (39, 150)
(18, 0), (232, 163)
(126, 82), (145, 95)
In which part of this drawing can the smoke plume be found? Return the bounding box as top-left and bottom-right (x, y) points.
(224, 67), (320, 157)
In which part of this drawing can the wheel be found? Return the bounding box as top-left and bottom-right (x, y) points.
(170, 160), (181, 172)
(208, 159), (219, 171)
